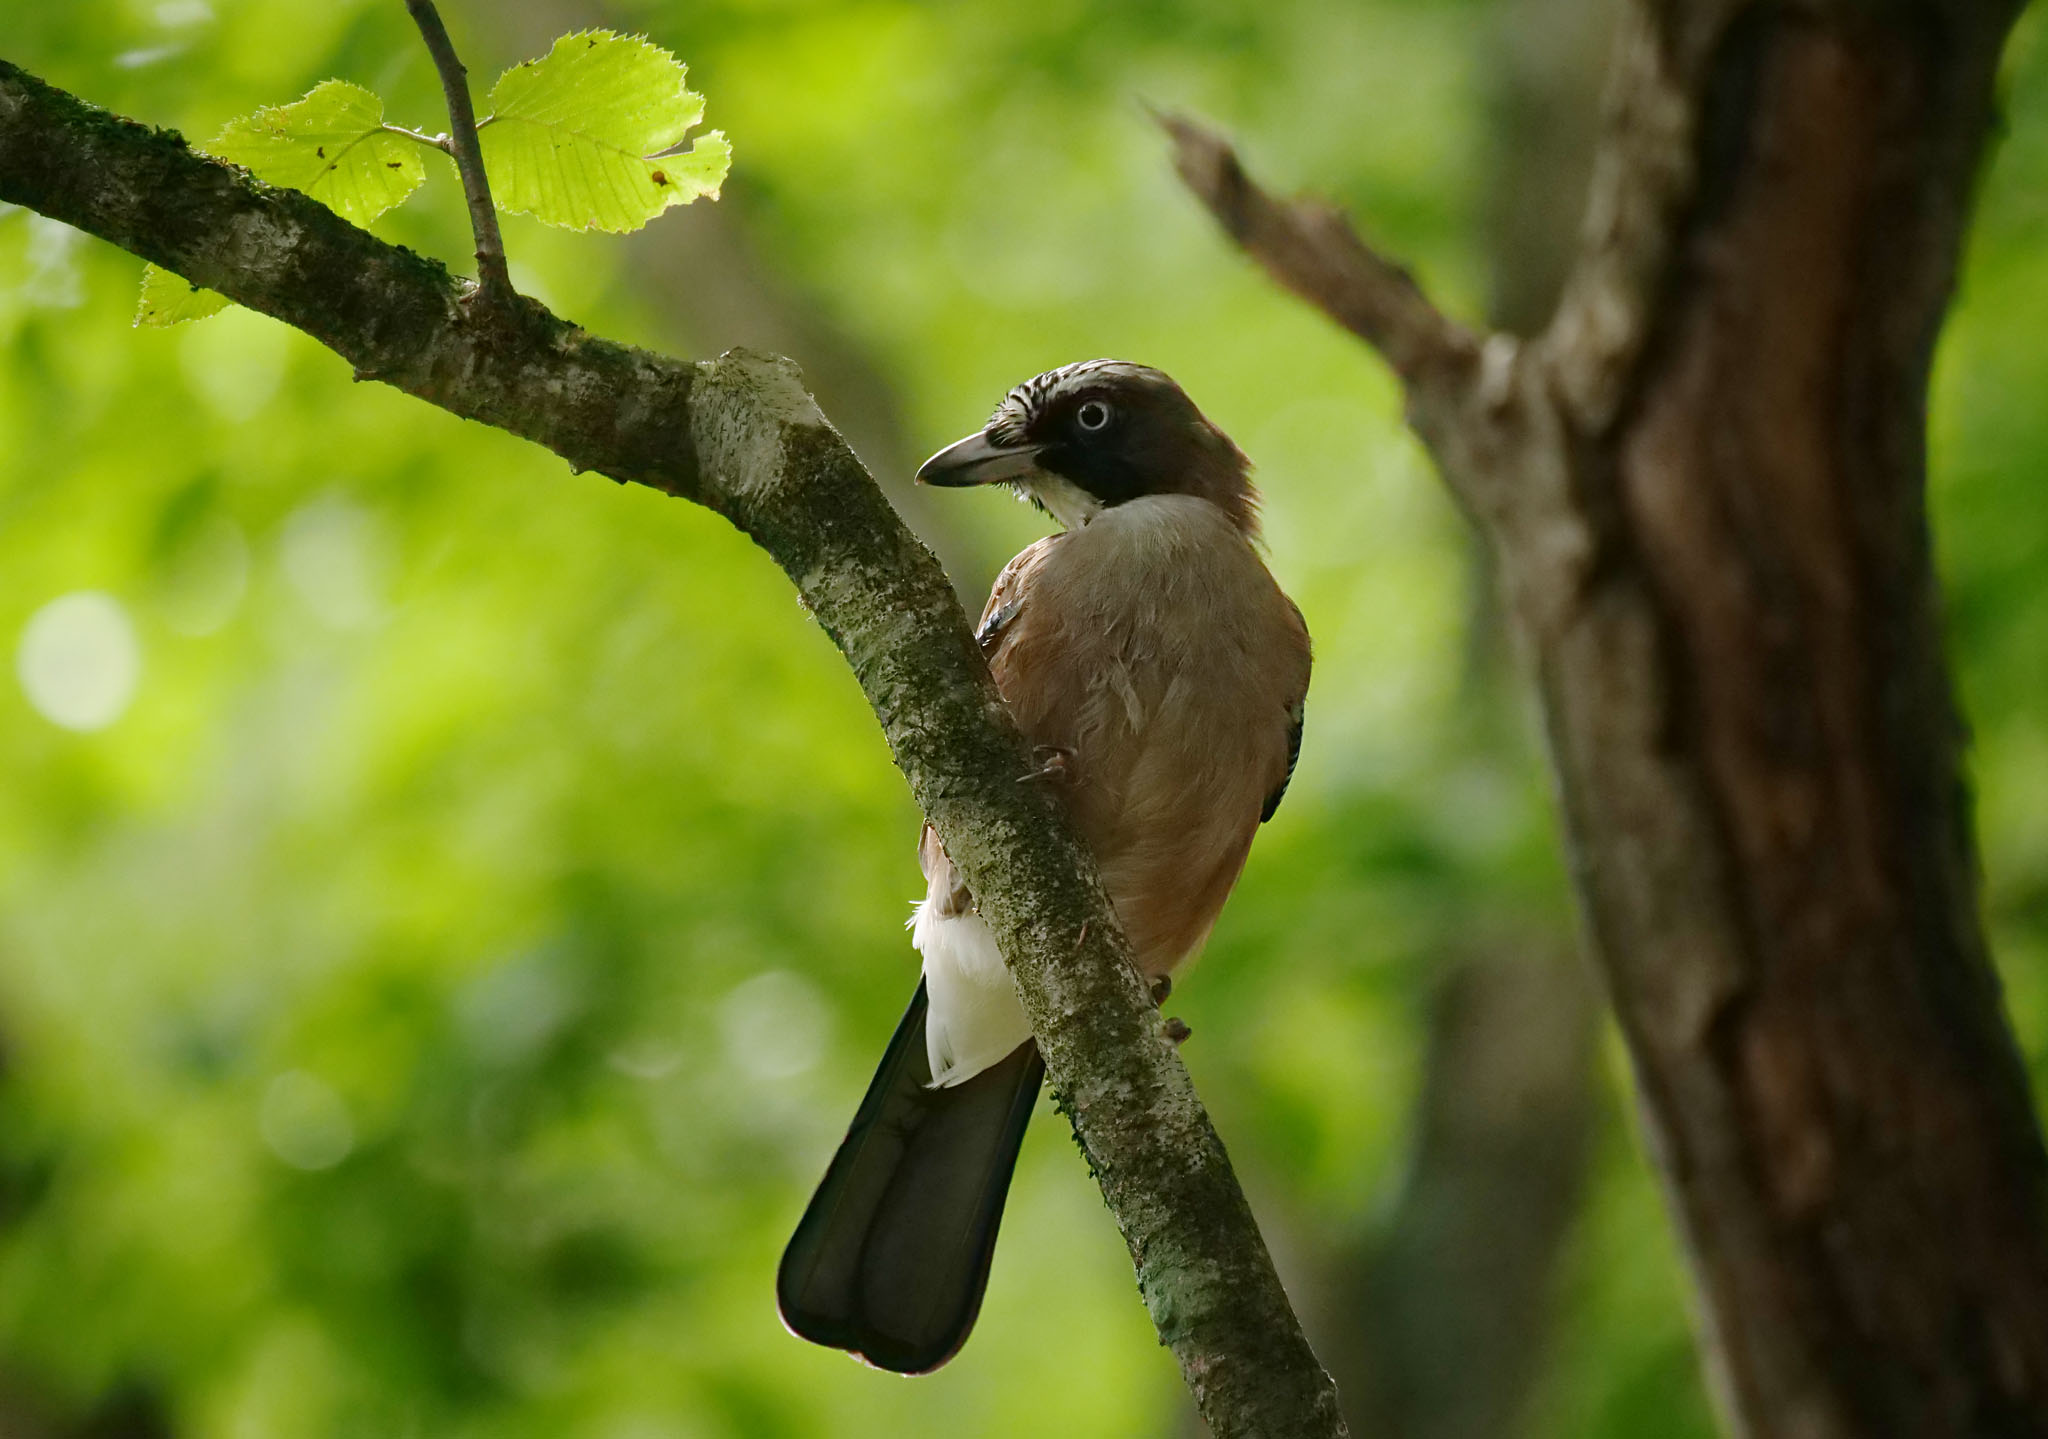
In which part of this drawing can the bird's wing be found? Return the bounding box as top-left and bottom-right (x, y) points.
(975, 534), (1066, 659)
(913, 535), (1070, 913)
(1260, 699), (1305, 824)
(1260, 600), (1312, 824)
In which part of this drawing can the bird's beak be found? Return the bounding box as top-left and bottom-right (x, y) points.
(916, 430), (1046, 488)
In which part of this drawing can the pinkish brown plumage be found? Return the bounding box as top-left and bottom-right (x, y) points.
(780, 361), (1310, 1375)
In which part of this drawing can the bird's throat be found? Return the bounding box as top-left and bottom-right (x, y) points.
(1019, 474), (1104, 531)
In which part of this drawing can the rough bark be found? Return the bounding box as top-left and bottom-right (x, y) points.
(0, 58), (1347, 1439)
(1171, 0), (2048, 1434)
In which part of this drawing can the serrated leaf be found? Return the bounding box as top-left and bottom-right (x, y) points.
(136, 80), (426, 326)
(213, 79), (426, 228)
(479, 30), (730, 233)
(137, 265), (231, 327)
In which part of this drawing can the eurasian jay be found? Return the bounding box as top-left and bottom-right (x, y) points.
(778, 359), (1311, 1372)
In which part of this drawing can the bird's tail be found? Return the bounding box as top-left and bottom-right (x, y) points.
(777, 979), (1043, 1373)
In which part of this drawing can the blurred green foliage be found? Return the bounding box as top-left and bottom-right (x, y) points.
(0, 2), (2043, 1437)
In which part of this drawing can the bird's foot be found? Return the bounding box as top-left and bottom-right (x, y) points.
(1018, 744), (1077, 784)
(1150, 975), (1172, 1005)
(1163, 1016), (1192, 1046)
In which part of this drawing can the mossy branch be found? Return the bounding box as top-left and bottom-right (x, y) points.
(0, 56), (1347, 1439)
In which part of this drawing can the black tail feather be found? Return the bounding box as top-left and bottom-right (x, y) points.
(777, 980), (1043, 1373)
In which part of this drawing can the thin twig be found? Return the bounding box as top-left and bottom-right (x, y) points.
(381, 123), (454, 154)
(402, 0), (513, 302)
(1157, 109), (1479, 403)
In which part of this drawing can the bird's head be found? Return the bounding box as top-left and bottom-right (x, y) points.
(915, 360), (1257, 534)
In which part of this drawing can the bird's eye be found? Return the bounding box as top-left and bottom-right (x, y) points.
(1075, 399), (1113, 433)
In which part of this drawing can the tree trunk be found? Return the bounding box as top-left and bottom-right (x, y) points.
(1169, 0), (2048, 1432)
(1556, 7), (2048, 1431)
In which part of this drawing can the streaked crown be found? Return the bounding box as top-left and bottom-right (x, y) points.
(979, 359), (1258, 533)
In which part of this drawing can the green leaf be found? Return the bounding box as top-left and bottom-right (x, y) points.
(210, 80), (427, 228)
(136, 80), (426, 327)
(137, 266), (232, 327)
(479, 31), (730, 233)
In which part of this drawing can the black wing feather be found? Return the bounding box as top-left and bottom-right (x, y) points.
(1261, 698), (1304, 824)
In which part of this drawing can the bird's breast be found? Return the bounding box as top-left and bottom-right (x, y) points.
(988, 495), (1308, 970)
(1007, 496), (1295, 722)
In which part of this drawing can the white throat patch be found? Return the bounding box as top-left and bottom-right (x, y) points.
(1021, 474), (1104, 530)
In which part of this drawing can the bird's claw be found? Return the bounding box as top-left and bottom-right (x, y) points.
(1150, 975), (1172, 1005)
(1163, 1017), (1192, 1046)
(1017, 744), (1077, 784)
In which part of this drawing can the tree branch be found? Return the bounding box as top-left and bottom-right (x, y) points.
(1156, 109), (1587, 627)
(402, 0), (513, 302)
(0, 57), (1346, 1439)
(1156, 110), (1476, 387)
(1156, 113), (1485, 442)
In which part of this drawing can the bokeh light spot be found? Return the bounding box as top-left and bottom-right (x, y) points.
(22, 216), (84, 309)
(155, 0), (214, 26)
(16, 590), (142, 732)
(179, 303), (288, 421)
(719, 969), (832, 1081)
(259, 1070), (355, 1171)
(280, 493), (389, 630)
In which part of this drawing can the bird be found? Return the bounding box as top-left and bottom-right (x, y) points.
(776, 359), (1311, 1374)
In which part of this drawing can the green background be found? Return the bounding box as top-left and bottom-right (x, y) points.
(2, 1), (2044, 1435)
